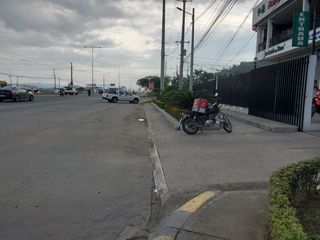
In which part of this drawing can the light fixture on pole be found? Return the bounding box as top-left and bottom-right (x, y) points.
(84, 45), (101, 92)
(177, 6), (195, 92)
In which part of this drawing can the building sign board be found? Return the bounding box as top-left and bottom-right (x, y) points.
(253, 0), (290, 26)
(256, 27), (320, 60)
(292, 11), (310, 47)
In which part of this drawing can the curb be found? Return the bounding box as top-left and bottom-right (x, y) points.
(151, 103), (179, 129)
(148, 191), (216, 240)
(223, 110), (298, 132)
(144, 105), (169, 201)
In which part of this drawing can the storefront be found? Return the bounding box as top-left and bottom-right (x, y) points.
(252, 0), (320, 130)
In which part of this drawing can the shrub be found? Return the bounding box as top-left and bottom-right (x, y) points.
(160, 88), (194, 109)
(152, 99), (165, 109)
(164, 105), (185, 120)
(269, 158), (320, 240)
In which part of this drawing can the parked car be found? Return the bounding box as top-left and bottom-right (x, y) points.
(0, 86), (34, 102)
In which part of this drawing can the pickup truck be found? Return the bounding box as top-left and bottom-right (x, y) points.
(102, 90), (139, 104)
(63, 87), (78, 95)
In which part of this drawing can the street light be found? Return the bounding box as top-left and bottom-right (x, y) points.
(84, 45), (101, 93)
(177, 7), (195, 92)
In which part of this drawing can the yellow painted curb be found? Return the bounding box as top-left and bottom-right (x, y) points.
(154, 236), (174, 240)
(177, 191), (215, 213)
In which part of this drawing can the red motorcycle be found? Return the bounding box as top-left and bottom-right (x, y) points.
(312, 90), (320, 117)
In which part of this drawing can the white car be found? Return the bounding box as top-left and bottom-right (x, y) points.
(102, 90), (139, 104)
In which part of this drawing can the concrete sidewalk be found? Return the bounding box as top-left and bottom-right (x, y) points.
(145, 103), (320, 240)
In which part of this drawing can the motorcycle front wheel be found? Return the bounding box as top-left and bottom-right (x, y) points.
(221, 115), (232, 133)
(182, 116), (199, 135)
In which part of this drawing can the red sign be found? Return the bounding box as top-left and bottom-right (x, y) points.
(268, 0), (279, 9)
(148, 82), (154, 90)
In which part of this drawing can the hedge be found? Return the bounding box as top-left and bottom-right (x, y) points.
(152, 99), (185, 120)
(269, 158), (320, 240)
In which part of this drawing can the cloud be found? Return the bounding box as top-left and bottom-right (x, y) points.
(0, 0), (257, 88)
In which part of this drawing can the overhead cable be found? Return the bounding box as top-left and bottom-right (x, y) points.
(211, 0), (260, 66)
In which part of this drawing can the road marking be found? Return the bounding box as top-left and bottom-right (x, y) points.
(154, 236), (174, 240)
(177, 191), (215, 213)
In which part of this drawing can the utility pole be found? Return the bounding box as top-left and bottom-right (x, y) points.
(16, 76), (19, 86)
(160, 0), (166, 92)
(84, 45), (101, 92)
(103, 75), (105, 89)
(118, 66), (120, 89)
(9, 74), (12, 85)
(311, 0), (319, 55)
(59, 77), (61, 89)
(53, 68), (56, 89)
(177, 0), (192, 89)
(70, 62), (73, 87)
(190, 8), (195, 92)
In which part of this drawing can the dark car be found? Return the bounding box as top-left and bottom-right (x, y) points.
(0, 86), (34, 102)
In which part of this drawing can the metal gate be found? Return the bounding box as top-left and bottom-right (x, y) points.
(249, 56), (309, 129)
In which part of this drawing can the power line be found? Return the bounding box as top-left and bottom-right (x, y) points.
(225, 32), (256, 66)
(194, 0), (238, 54)
(211, 0), (260, 66)
(0, 72), (51, 80)
(195, 0), (217, 20)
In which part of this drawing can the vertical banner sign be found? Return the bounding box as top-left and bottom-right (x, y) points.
(292, 11), (310, 47)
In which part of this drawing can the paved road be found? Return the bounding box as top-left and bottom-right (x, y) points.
(0, 95), (153, 240)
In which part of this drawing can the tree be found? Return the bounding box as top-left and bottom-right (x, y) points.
(136, 76), (160, 92)
(0, 80), (7, 87)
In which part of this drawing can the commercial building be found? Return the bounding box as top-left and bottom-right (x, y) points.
(252, 0), (320, 131)
(253, 0), (320, 62)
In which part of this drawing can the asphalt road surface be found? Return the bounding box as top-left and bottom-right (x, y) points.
(0, 95), (153, 240)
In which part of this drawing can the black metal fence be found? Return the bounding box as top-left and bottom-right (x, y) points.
(249, 56), (309, 129)
(193, 56), (309, 129)
(218, 72), (251, 108)
(193, 72), (251, 108)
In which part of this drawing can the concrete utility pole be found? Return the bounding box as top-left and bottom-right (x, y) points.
(53, 68), (56, 89)
(177, 0), (192, 89)
(84, 45), (101, 92)
(190, 8), (195, 92)
(70, 62), (73, 87)
(160, 0), (166, 92)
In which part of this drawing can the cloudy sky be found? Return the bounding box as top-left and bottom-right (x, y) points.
(0, 0), (258, 89)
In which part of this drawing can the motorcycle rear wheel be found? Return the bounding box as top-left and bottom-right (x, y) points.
(222, 115), (232, 133)
(182, 117), (199, 135)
